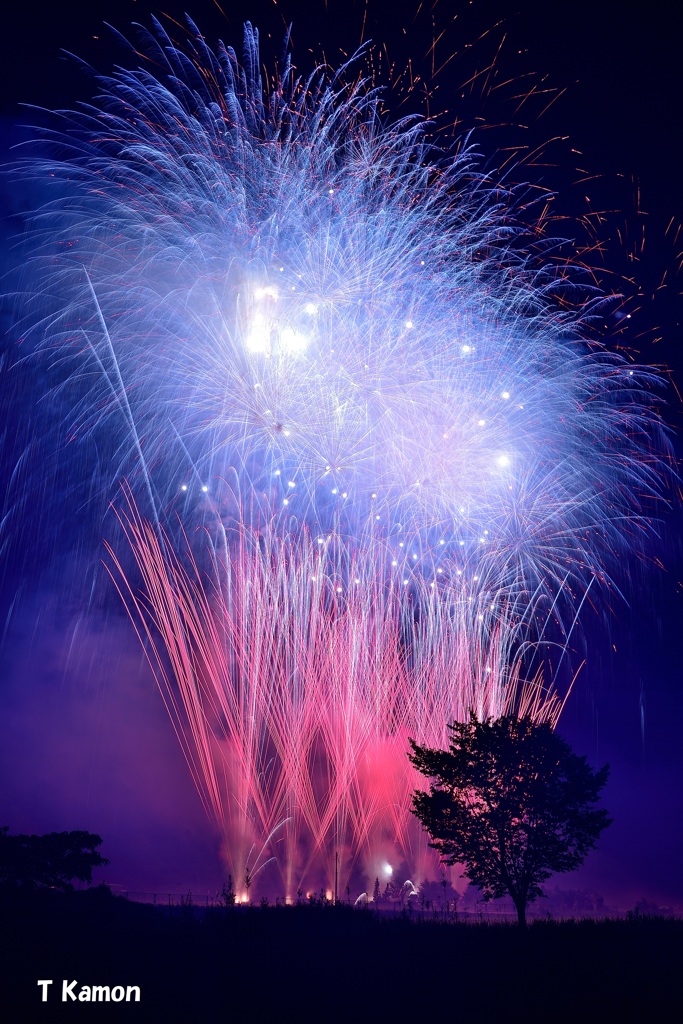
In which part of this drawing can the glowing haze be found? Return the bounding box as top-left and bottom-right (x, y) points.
(17, 19), (670, 897)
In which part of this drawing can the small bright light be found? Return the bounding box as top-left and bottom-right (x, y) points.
(392, 560), (398, 566)
(629, 370), (634, 376)
(496, 455), (511, 468)
(341, 492), (348, 498)
(399, 543), (404, 548)
(355, 578), (360, 584)
(336, 586), (342, 592)
(383, 863), (393, 877)
(288, 480), (296, 488)
(459, 540), (465, 546)
(439, 539), (445, 545)
(304, 302), (318, 315)
(501, 390), (510, 400)
(202, 486), (208, 493)
(283, 498), (289, 505)
(461, 344), (472, 354)
(318, 538), (324, 545)
(412, 553), (418, 560)
(405, 320), (413, 329)
(437, 568), (443, 574)
(403, 580), (409, 586)
(430, 581), (436, 587)
(332, 488), (338, 494)
(375, 515), (380, 520)
(181, 484), (187, 492)
(478, 419), (486, 427)
(473, 575), (479, 581)
(420, 260), (425, 266)
(274, 470), (281, 476)
(328, 188), (335, 195)
(371, 493), (377, 499)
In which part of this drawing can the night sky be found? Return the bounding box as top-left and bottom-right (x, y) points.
(1, 0), (681, 909)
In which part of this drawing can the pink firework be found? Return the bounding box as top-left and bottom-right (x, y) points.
(106, 488), (563, 898)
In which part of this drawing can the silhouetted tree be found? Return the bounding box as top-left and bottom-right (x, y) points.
(0, 827), (108, 890)
(219, 876), (236, 907)
(409, 714), (611, 926)
(372, 876), (381, 903)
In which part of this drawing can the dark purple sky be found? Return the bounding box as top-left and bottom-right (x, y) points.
(1, 0), (681, 907)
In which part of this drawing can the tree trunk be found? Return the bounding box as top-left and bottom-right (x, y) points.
(514, 898), (527, 928)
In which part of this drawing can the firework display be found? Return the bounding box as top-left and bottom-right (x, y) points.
(20, 20), (669, 897)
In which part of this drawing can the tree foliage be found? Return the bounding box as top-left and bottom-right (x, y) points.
(409, 714), (611, 925)
(0, 827), (108, 890)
